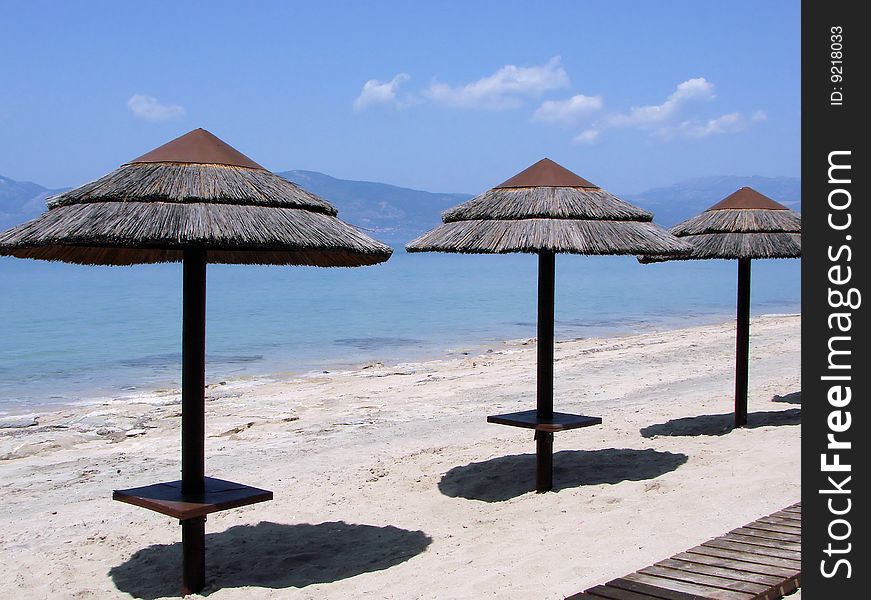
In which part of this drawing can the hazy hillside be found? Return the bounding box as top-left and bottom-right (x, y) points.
(625, 175), (801, 226)
(278, 172), (801, 239)
(0, 171), (800, 242)
(278, 170), (471, 245)
(0, 176), (67, 231)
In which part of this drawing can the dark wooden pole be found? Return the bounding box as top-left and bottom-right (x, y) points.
(536, 250), (555, 492)
(181, 248), (207, 593)
(734, 258), (751, 428)
(535, 431), (554, 492)
(181, 517), (206, 595)
(537, 251), (555, 418)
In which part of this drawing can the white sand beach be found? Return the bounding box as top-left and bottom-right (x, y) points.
(0, 314), (801, 599)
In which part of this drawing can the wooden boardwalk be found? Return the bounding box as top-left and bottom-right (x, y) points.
(568, 503), (801, 600)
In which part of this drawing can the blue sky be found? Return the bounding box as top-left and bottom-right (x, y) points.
(1, 0), (799, 194)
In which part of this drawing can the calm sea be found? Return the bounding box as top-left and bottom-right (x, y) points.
(0, 251), (800, 414)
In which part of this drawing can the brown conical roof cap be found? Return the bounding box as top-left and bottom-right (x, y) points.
(128, 128), (266, 170)
(494, 158), (598, 189)
(706, 186), (789, 211)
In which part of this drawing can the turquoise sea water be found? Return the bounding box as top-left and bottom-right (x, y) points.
(0, 251), (800, 414)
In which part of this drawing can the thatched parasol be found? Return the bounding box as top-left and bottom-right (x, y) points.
(638, 186), (801, 428)
(0, 128), (392, 594)
(407, 158), (691, 492)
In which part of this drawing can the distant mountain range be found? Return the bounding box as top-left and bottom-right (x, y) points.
(0, 176), (68, 234)
(622, 175), (801, 228)
(276, 170), (471, 245)
(0, 171), (800, 245)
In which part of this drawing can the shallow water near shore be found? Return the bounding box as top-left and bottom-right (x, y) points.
(0, 251), (799, 414)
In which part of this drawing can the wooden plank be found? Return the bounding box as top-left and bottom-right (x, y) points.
(743, 521), (801, 535)
(773, 578), (799, 598)
(487, 409), (602, 432)
(754, 515), (801, 533)
(621, 572), (755, 600)
(768, 516), (801, 528)
(656, 558), (785, 587)
(672, 552), (797, 580)
(703, 540), (801, 563)
(769, 510), (802, 523)
(755, 517), (801, 530)
(671, 555), (800, 598)
(723, 533), (800, 552)
(581, 585), (666, 599)
(735, 523), (801, 540)
(752, 522), (800, 536)
(571, 503), (802, 600)
(639, 565), (771, 598)
(113, 477), (273, 520)
(686, 545), (801, 571)
(730, 527), (801, 546)
(768, 518), (801, 529)
(727, 529), (801, 547)
(605, 577), (708, 600)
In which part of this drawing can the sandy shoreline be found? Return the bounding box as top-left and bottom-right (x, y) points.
(0, 314), (800, 599)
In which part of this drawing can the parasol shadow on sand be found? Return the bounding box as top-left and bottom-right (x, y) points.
(407, 158), (691, 493)
(109, 521), (432, 599)
(640, 408), (801, 438)
(772, 390), (802, 404)
(639, 187), (800, 428)
(0, 129), (392, 595)
(438, 448), (688, 502)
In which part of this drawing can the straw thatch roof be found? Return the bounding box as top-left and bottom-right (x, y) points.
(406, 158), (692, 255)
(0, 129), (392, 267)
(638, 187), (801, 263)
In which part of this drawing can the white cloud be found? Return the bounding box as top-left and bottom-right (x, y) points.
(533, 94), (603, 123)
(605, 77), (715, 128)
(664, 112), (747, 139)
(574, 129), (601, 144)
(127, 94), (185, 121)
(353, 73), (411, 111)
(424, 57), (569, 109)
(571, 78), (759, 144)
